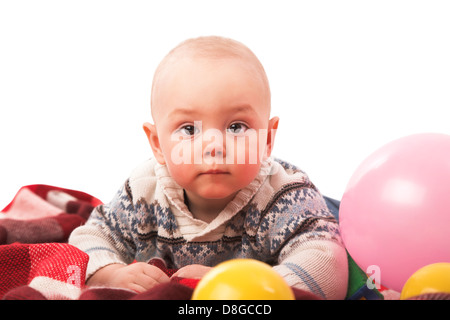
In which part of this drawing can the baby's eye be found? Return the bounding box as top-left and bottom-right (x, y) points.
(227, 122), (249, 135)
(179, 124), (200, 137)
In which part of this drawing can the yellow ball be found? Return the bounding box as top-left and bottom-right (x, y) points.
(192, 259), (295, 300)
(400, 263), (450, 300)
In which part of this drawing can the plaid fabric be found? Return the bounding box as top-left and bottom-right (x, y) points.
(0, 185), (100, 299)
(0, 242), (88, 299)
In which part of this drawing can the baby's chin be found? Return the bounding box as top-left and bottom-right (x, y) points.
(190, 185), (240, 201)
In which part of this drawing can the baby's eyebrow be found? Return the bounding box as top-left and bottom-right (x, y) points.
(167, 107), (201, 118)
(229, 104), (255, 114)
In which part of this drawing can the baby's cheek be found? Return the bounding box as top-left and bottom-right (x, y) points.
(226, 134), (264, 166)
(166, 163), (195, 188)
(234, 163), (261, 186)
(165, 139), (199, 167)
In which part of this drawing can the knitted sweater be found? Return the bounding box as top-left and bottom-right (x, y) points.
(69, 157), (348, 299)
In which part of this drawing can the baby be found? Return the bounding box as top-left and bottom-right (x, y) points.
(69, 36), (348, 299)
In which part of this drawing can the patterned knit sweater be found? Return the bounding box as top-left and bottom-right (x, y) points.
(69, 157), (348, 299)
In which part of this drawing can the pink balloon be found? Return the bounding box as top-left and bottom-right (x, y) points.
(340, 133), (450, 292)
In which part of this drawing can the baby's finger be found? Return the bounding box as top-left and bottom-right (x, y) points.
(142, 264), (170, 283)
(171, 264), (211, 279)
(128, 282), (149, 294)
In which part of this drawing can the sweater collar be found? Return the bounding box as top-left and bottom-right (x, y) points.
(154, 158), (273, 234)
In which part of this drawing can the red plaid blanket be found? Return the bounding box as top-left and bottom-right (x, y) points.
(0, 185), (319, 300)
(0, 185), (97, 299)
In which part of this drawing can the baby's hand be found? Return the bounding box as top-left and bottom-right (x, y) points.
(171, 264), (212, 279)
(87, 262), (170, 293)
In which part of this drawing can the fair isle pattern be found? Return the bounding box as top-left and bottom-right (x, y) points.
(70, 158), (348, 299)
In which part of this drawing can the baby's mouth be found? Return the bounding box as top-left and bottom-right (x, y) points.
(200, 169), (229, 175)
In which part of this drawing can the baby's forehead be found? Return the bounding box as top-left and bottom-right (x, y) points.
(161, 41), (265, 81)
(159, 37), (267, 81)
(167, 54), (264, 85)
(151, 36), (271, 119)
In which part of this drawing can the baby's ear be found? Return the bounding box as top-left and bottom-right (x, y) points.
(266, 117), (279, 157)
(143, 122), (166, 164)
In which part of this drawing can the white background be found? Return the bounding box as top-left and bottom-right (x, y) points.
(1, 0), (449, 206)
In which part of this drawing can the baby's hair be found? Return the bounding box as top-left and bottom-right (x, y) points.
(150, 36), (271, 117)
(167, 36), (261, 61)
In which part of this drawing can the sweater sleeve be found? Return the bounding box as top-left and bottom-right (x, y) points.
(269, 186), (348, 300)
(68, 180), (137, 279)
(273, 236), (348, 300)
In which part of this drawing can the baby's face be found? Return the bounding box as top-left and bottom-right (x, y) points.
(147, 56), (277, 201)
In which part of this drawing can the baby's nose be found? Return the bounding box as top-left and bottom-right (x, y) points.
(201, 128), (226, 162)
(204, 144), (224, 157)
